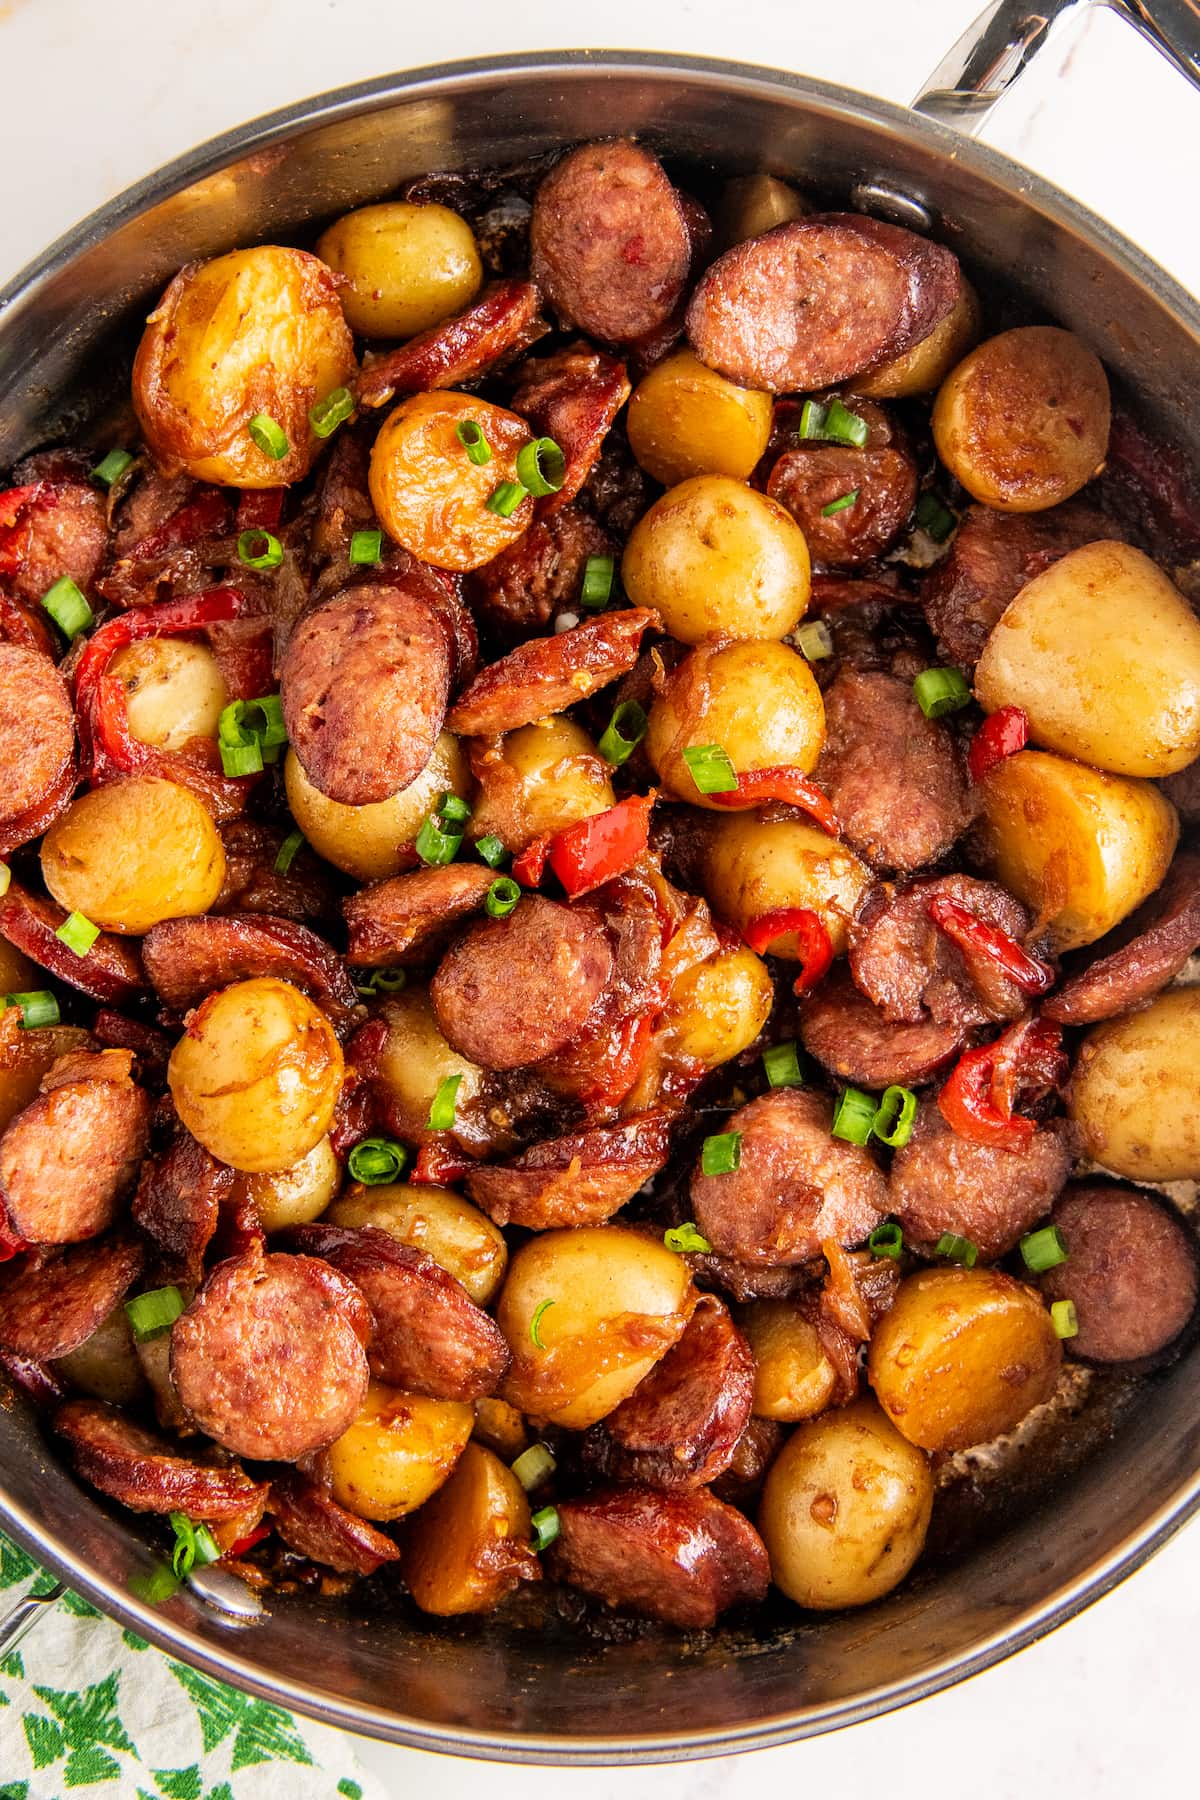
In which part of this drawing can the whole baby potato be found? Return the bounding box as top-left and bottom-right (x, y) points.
(758, 1397), (934, 1609)
(622, 474), (811, 643)
(284, 732), (469, 882)
(497, 1224), (696, 1429)
(403, 1442), (535, 1615)
(715, 174), (810, 248)
(168, 976), (343, 1173)
(1069, 988), (1200, 1181)
(977, 749), (1179, 951)
(868, 1267), (1062, 1453)
(627, 350), (773, 486)
(42, 777), (226, 935)
(646, 640), (826, 804)
(325, 1380), (473, 1521)
(661, 943), (773, 1070)
(328, 1182), (508, 1306)
(975, 541), (1200, 777)
(107, 639), (228, 754)
(316, 201), (483, 339)
(740, 1300), (838, 1422)
(704, 813), (871, 956)
(469, 715), (614, 853)
(369, 392), (533, 572)
(371, 989), (504, 1157)
(850, 279), (981, 400)
(232, 1135), (341, 1232)
(53, 1303), (146, 1407)
(132, 245), (357, 487)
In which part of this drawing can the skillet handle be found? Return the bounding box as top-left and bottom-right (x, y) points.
(913, 0), (1200, 136)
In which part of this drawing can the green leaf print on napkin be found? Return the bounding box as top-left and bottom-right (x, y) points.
(20, 1671), (135, 1785)
(167, 1663), (315, 1771)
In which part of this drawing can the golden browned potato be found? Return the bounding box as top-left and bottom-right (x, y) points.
(42, 777), (226, 935)
(233, 1135), (341, 1232)
(472, 1397), (529, 1461)
(107, 639), (229, 754)
(497, 1225), (696, 1429)
(646, 640), (825, 804)
(622, 475), (811, 644)
(716, 173), (810, 247)
(371, 988), (504, 1157)
(932, 325), (1110, 512)
(660, 943), (773, 1070)
(1069, 988), (1200, 1180)
(168, 977), (343, 1173)
(740, 1300), (838, 1421)
(404, 1442), (536, 1615)
(704, 813), (872, 957)
(369, 392), (533, 572)
(325, 1381), (473, 1521)
(328, 1182), (508, 1306)
(316, 201), (483, 339)
(868, 1267), (1062, 1453)
(758, 1397), (933, 1609)
(627, 351), (773, 487)
(850, 279), (981, 399)
(0, 1021), (91, 1134)
(975, 542), (1200, 777)
(468, 716), (614, 854)
(284, 733), (469, 882)
(53, 1303), (146, 1406)
(976, 749), (1179, 951)
(132, 245), (357, 487)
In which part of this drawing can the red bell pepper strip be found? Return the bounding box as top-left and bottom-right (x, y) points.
(576, 1011), (656, 1119)
(235, 489), (285, 532)
(709, 765), (839, 836)
(118, 487), (230, 564)
(988, 1015), (1068, 1121)
(545, 793), (653, 899)
(511, 835), (551, 888)
(0, 483), (52, 578)
(937, 1016), (1066, 1150)
(928, 895), (1054, 995)
(968, 706), (1029, 783)
(228, 1524), (272, 1558)
(743, 906), (835, 994)
(412, 1140), (474, 1186)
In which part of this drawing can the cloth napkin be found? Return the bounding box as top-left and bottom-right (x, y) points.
(0, 1530), (383, 1800)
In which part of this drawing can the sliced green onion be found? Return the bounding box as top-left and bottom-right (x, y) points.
(129, 1562), (181, 1605)
(55, 911), (100, 959)
(915, 490), (957, 543)
(1051, 1298), (1079, 1339)
(934, 1232), (978, 1268)
(763, 1042), (804, 1089)
(274, 829), (304, 874)
(701, 1131), (742, 1176)
(427, 1073), (462, 1131)
(3, 991), (60, 1029)
(455, 419), (492, 467)
(823, 397), (870, 448)
(354, 967), (407, 996)
(530, 1298), (555, 1349)
(169, 1512), (221, 1580)
(248, 413), (289, 461)
(0, 864), (9, 899)
(349, 528), (383, 566)
(868, 1221), (904, 1261)
(348, 1137), (408, 1184)
(1020, 1225), (1069, 1274)
(124, 1285), (185, 1344)
(236, 528), (283, 571)
(475, 835), (508, 869)
(439, 793), (472, 826)
(245, 694), (287, 751)
(872, 1085), (918, 1149)
(797, 399), (827, 440)
(40, 575), (93, 640)
(415, 812), (463, 867)
(795, 620), (834, 662)
(515, 437), (566, 497)
(217, 695), (287, 775)
(913, 667), (971, 719)
(681, 742), (738, 796)
(663, 1222), (713, 1255)
(511, 1443), (556, 1491)
(485, 876), (520, 919)
(580, 554), (615, 610)
(597, 700), (648, 767)
(529, 1505), (560, 1552)
(821, 489), (859, 517)
(90, 448), (134, 488)
(485, 481), (526, 519)
(831, 1086), (877, 1146)
(219, 739), (263, 777)
(308, 388), (354, 438)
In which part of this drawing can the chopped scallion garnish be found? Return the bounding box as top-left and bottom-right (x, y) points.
(455, 419), (492, 466)
(237, 528), (283, 570)
(354, 967), (407, 996)
(597, 700), (648, 767)
(515, 436), (566, 497)
(663, 1222), (713, 1254)
(868, 1221), (904, 1261)
(821, 489), (859, 517)
(274, 830), (304, 874)
(511, 1443), (556, 1491)
(915, 490), (957, 543)
(763, 1042), (804, 1089)
(530, 1298), (555, 1349)
(124, 1285), (185, 1344)
(1051, 1298), (1079, 1339)
(485, 481), (526, 519)
(700, 1131), (742, 1176)
(248, 413), (289, 460)
(681, 743), (738, 796)
(2, 990), (60, 1029)
(913, 667), (971, 719)
(349, 528), (383, 565)
(169, 1512), (221, 1580)
(795, 620), (834, 662)
(872, 1085), (917, 1149)
(90, 448), (134, 488)
(427, 1073), (462, 1131)
(1020, 1225), (1069, 1273)
(529, 1505), (560, 1552)
(485, 876), (520, 919)
(580, 554), (615, 610)
(41, 575), (93, 640)
(934, 1232), (978, 1268)
(475, 835), (508, 869)
(347, 1137), (408, 1184)
(309, 388), (354, 438)
(55, 911), (100, 958)
(831, 1086), (876, 1146)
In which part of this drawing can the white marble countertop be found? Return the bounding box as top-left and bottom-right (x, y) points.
(1, 0), (1197, 1792)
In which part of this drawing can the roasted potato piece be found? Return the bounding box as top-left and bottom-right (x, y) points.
(622, 474), (811, 644)
(233, 1135), (341, 1232)
(975, 541), (1200, 777)
(468, 716), (614, 854)
(0, 1019), (89, 1134)
(471, 1396), (529, 1461)
(369, 392), (534, 572)
(53, 1303), (146, 1407)
(325, 1380), (473, 1521)
(627, 350), (773, 486)
(932, 325), (1110, 512)
(132, 245), (357, 487)
(976, 749), (1179, 951)
(316, 201), (483, 339)
(168, 977), (343, 1173)
(284, 733), (469, 883)
(703, 813), (871, 957)
(646, 640), (825, 804)
(108, 639), (228, 754)
(758, 1397), (933, 1609)
(850, 279), (981, 399)
(1069, 988), (1200, 1180)
(371, 988), (502, 1157)
(42, 777), (226, 935)
(661, 943), (773, 1070)
(716, 174), (810, 247)
(868, 1267), (1062, 1453)
(740, 1300), (839, 1422)
(327, 1182), (508, 1306)
(404, 1442), (537, 1615)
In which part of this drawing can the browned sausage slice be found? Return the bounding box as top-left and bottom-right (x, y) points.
(463, 506), (614, 641)
(1160, 758), (1200, 827)
(549, 1485), (770, 1627)
(55, 1398), (269, 1519)
(445, 608), (660, 738)
(711, 1415), (784, 1504)
(691, 1087), (887, 1268)
(1040, 1184), (1198, 1365)
(279, 580), (452, 805)
(1043, 851), (1200, 1025)
(268, 1470), (400, 1574)
(510, 344), (632, 514)
(0, 1232), (145, 1360)
(356, 279), (545, 409)
(285, 1224), (510, 1401)
(142, 912), (359, 1024)
(132, 1130), (231, 1286)
(170, 1246), (371, 1461)
(582, 1295), (754, 1489)
(849, 875), (1034, 1029)
(0, 1055), (150, 1244)
(343, 865), (495, 969)
(465, 1112), (672, 1229)
(799, 966), (963, 1088)
(889, 1104), (1072, 1261)
(214, 819), (340, 925)
(531, 141), (692, 344)
(4, 461), (108, 608)
(766, 401), (917, 566)
(814, 668), (973, 874)
(686, 215), (960, 393)
(0, 881), (144, 1004)
(0, 644), (76, 847)
(431, 895), (614, 1071)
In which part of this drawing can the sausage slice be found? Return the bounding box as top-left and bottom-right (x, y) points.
(1043, 850), (1200, 1026)
(766, 400), (917, 566)
(0, 881), (144, 1004)
(463, 505), (614, 641)
(55, 1398), (269, 1519)
(131, 1129), (231, 1286)
(343, 865), (495, 969)
(143, 912), (359, 1025)
(268, 1470), (400, 1574)
(445, 608), (660, 738)
(465, 1113), (672, 1228)
(889, 1105), (1072, 1261)
(0, 644), (76, 850)
(849, 875), (1034, 1029)
(0, 1232), (145, 1360)
(1040, 1184), (1198, 1365)
(0, 1054), (150, 1244)
(356, 279), (544, 409)
(800, 967), (964, 1089)
(510, 344), (632, 514)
